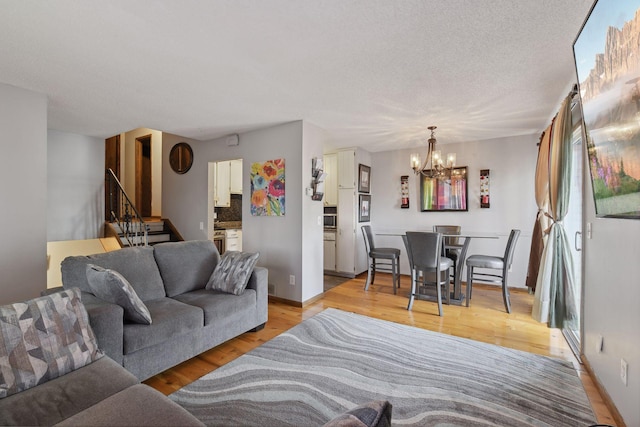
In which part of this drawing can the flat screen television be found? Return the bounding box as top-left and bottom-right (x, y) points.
(573, 0), (640, 219)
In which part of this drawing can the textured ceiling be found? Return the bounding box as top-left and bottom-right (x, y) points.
(0, 0), (594, 152)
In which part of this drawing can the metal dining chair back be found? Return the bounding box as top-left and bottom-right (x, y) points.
(433, 225), (462, 249)
(362, 225), (401, 294)
(433, 225), (461, 280)
(465, 229), (521, 313)
(405, 232), (453, 316)
(401, 235), (413, 272)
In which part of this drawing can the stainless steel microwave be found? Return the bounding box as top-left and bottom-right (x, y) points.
(324, 214), (337, 228)
(324, 206), (337, 228)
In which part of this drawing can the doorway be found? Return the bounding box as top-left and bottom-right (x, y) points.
(105, 135), (121, 221)
(562, 99), (584, 357)
(135, 135), (152, 218)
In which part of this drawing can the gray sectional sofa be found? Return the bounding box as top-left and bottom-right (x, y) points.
(59, 239), (268, 380)
(0, 287), (204, 426)
(0, 356), (204, 426)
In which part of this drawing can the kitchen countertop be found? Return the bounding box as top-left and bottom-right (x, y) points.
(214, 221), (242, 230)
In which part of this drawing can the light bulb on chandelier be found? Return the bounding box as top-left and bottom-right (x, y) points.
(410, 126), (456, 177)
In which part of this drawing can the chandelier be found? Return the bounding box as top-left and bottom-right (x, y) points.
(410, 126), (456, 178)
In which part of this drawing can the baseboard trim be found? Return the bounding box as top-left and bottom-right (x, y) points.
(268, 295), (302, 307)
(581, 355), (626, 427)
(267, 281), (533, 315)
(302, 293), (324, 307)
(267, 292), (326, 308)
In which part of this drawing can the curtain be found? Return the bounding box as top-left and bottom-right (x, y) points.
(525, 125), (552, 292)
(532, 93), (577, 327)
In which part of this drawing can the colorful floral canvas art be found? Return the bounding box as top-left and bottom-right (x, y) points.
(250, 158), (285, 216)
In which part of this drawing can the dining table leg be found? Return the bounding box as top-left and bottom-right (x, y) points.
(452, 237), (471, 301)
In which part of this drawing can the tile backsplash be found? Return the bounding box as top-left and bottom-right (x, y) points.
(215, 194), (242, 221)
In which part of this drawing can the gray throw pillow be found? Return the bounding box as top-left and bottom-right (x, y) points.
(323, 400), (392, 427)
(0, 288), (103, 398)
(205, 251), (260, 295)
(86, 264), (152, 325)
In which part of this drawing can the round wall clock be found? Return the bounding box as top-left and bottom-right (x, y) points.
(169, 142), (193, 174)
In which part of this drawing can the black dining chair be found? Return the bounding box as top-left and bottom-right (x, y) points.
(405, 232), (453, 316)
(361, 225), (401, 294)
(465, 229), (521, 313)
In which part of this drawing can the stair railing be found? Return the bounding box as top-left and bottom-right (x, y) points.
(105, 168), (148, 247)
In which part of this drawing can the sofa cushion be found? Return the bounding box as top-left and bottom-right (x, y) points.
(86, 264), (152, 325)
(123, 298), (203, 354)
(173, 288), (257, 327)
(0, 356), (137, 426)
(55, 384), (204, 426)
(0, 288), (103, 398)
(205, 251), (260, 295)
(61, 246), (166, 302)
(153, 240), (220, 297)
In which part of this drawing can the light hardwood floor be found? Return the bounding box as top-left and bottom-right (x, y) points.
(144, 273), (616, 426)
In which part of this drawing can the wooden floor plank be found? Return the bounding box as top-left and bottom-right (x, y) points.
(144, 273), (615, 425)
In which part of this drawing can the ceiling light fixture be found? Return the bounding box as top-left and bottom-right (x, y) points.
(410, 126), (456, 178)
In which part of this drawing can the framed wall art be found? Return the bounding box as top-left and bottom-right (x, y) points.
(359, 194), (371, 222)
(250, 158), (285, 216)
(573, 0), (640, 219)
(358, 164), (371, 193)
(480, 169), (490, 208)
(419, 167), (468, 212)
(401, 175), (409, 208)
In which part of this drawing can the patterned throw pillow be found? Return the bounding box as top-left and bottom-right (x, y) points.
(323, 400), (392, 427)
(205, 251), (260, 295)
(0, 288), (103, 398)
(86, 264), (152, 325)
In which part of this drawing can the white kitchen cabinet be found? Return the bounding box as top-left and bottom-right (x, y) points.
(230, 159), (243, 194)
(336, 188), (356, 274)
(323, 231), (336, 271)
(337, 150), (355, 189)
(323, 153), (338, 206)
(214, 161), (231, 207)
(225, 229), (242, 252)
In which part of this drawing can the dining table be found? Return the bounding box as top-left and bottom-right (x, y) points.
(376, 230), (499, 305)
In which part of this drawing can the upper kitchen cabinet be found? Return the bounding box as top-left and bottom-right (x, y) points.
(214, 159), (243, 206)
(214, 161), (231, 207)
(230, 159), (243, 194)
(337, 150), (356, 189)
(323, 153), (337, 205)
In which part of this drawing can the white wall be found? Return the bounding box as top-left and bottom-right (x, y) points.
(163, 121), (324, 303)
(354, 148), (372, 274)
(47, 130), (104, 241)
(370, 134), (539, 288)
(0, 83), (48, 304)
(123, 128), (163, 217)
(582, 160), (640, 426)
(301, 122), (327, 301)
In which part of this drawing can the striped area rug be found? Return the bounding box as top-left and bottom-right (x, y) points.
(169, 308), (595, 426)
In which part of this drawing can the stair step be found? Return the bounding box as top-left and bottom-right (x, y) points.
(148, 233), (171, 243)
(119, 233), (171, 246)
(110, 221), (164, 234)
(146, 221), (165, 232)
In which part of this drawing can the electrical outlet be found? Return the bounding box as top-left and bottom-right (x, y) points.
(199, 222), (204, 230)
(289, 275), (295, 286)
(621, 359), (628, 386)
(317, 216), (322, 226)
